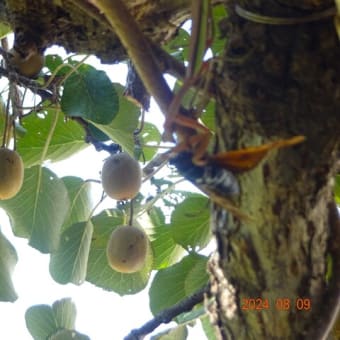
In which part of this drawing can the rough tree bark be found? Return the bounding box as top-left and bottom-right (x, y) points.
(1, 1), (339, 339)
(208, 1), (340, 339)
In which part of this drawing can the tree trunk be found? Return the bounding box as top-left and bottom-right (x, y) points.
(208, 1), (340, 339)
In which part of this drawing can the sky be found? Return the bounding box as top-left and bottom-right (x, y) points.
(0, 48), (209, 339)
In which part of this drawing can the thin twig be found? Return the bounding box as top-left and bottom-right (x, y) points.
(2, 91), (11, 148)
(0, 65), (54, 100)
(124, 284), (209, 340)
(128, 199), (134, 226)
(235, 5), (336, 25)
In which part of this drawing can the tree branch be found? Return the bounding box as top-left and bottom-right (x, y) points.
(124, 284), (209, 340)
(68, 0), (186, 80)
(0, 65), (54, 101)
(90, 0), (174, 117)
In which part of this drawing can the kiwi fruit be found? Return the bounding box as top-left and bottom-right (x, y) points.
(106, 225), (149, 273)
(0, 147), (24, 200)
(101, 152), (142, 200)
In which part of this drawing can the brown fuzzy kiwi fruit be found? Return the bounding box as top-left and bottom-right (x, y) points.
(106, 225), (149, 273)
(0, 148), (24, 200)
(101, 152), (142, 200)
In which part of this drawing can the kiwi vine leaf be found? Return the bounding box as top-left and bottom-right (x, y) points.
(61, 64), (119, 125)
(25, 298), (89, 340)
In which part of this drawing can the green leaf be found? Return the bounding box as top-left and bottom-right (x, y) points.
(211, 4), (228, 56)
(163, 28), (190, 62)
(86, 210), (153, 295)
(0, 23), (11, 39)
(201, 314), (219, 340)
(61, 177), (96, 230)
(49, 221), (93, 285)
(44, 55), (70, 76)
(148, 206), (166, 226)
(171, 195), (211, 251)
(0, 166), (69, 253)
(61, 65), (118, 124)
(25, 305), (58, 340)
(25, 299), (89, 340)
(17, 108), (86, 168)
(137, 122), (161, 161)
(150, 223), (185, 270)
(151, 325), (188, 340)
(141, 207), (184, 270)
(49, 329), (90, 340)
(0, 230), (18, 302)
(52, 298), (77, 330)
(88, 122), (110, 142)
(92, 83), (140, 155)
(201, 99), (215, 132)
(334, 174), (340, 205)
(175, 304), (206, 325)
(149, 253), (209, 315)
(184, 254), (210, 293)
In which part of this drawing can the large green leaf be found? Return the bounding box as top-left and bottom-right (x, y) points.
(171, 195), (211, 251)
(86, 210), (153, 295)
(25, 305), (58, 340)
(61, 177), (96, 230)
(92, 83), (140, 154)
(149, 253), (209, 315)
(138, 206), (184, 270)
(25, 299), (89, 340)
(150, 223), (185, 270)
(49, 221), (93, 285)
(49, 329), (90, 340)
(17, 108), (86, 168)
(52, 298), (76, 330)
(61, 64), (118, 124)
(0, 229), (18, 302)
(88, 122), (110, 142)
(0, 166), (69, 253)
